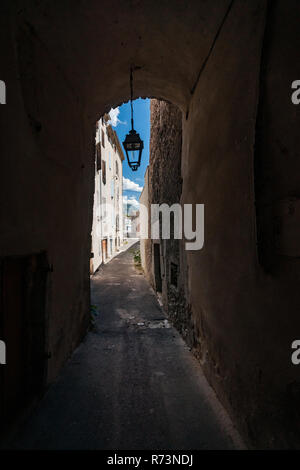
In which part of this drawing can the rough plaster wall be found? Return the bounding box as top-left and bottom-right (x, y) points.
(139, 168), (150, 280)
(182, 0), (300, 448)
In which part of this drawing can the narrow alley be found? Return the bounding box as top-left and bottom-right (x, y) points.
(9, 243), (243, 450)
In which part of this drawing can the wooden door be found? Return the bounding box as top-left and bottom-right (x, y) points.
(0, 252), (48, 436)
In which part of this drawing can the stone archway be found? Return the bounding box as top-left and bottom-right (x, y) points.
(1, 0), (300, 448)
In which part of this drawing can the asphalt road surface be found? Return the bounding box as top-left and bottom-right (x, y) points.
(9, 242), (244, 450)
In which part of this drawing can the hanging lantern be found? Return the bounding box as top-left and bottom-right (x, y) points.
(122, 67), (144, 171)
(123, 129), (144, 171)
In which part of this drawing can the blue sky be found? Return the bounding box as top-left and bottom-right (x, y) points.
(108, 98), (150, 212)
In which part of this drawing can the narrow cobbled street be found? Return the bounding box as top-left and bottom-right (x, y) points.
(10, 243), (244, 450)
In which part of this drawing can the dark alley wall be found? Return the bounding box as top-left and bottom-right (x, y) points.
(181, 0), (300, 449)
(0, 5), (93, 388)
(1, 0), (300, 448)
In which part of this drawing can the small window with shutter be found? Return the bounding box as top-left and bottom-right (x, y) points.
(101, 160), (106, 185)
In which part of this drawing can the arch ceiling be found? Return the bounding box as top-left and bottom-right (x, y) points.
(16, 0), (232, 120)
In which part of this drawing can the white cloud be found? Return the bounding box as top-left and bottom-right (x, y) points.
(108, 107), (126, 127)
(123, 177), (143, 192)
(123, 195), (140, 210)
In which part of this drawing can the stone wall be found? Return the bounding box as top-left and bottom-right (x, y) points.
(146, 100), (195, 345)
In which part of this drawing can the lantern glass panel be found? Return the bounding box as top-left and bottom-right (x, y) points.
(123, 129), (144, 171)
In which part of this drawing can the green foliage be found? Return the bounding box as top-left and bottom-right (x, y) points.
(133, 249), (141, 266)
(89, 304), (99, 331)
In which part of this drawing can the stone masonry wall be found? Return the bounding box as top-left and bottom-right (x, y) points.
(147, 100), (196, 346)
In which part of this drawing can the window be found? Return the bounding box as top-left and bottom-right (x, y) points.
(116, 160), (119, 176)
(101, 129), (105, 147)
(101, 160), (106, 185)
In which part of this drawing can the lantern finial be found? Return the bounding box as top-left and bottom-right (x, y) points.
(122, 66), (144, 171)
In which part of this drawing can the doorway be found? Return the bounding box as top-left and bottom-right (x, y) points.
(0, 252), (48, 435)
